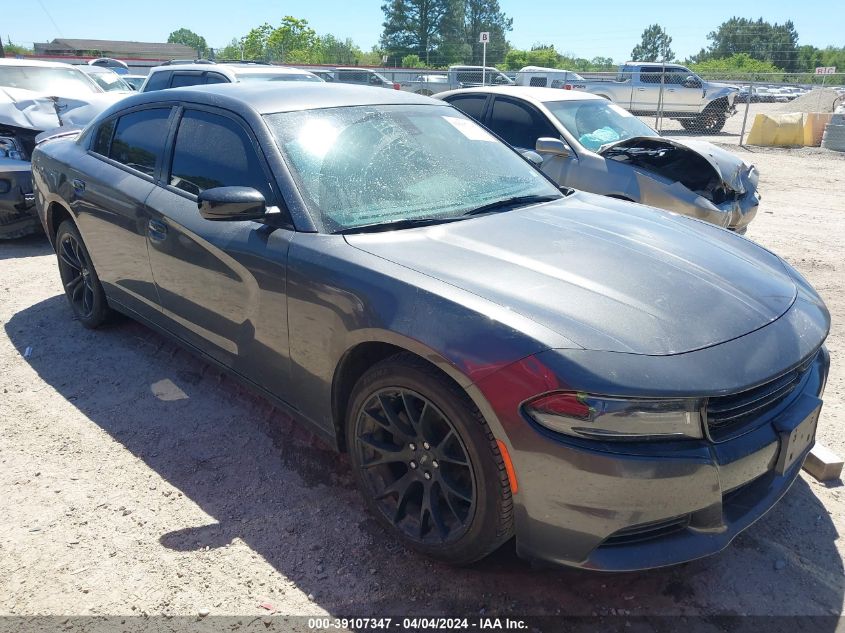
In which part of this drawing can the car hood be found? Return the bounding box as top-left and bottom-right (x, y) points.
(346, 192), (796, 355)
(600, 135), (755, 194)
(0, 86), (125, 132)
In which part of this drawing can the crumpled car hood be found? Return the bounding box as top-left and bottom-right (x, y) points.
(0, 86), (125, 131)
(346, 193), (796, 356)
(600, 135), (755, 194)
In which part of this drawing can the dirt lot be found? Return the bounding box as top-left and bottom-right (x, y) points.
(1, 144), (845, 630)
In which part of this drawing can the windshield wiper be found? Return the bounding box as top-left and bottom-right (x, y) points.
(336, 216), (463, 235)
(462, 194), (561, 217)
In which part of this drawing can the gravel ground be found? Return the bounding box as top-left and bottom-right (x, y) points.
(1, 145), (844, 630)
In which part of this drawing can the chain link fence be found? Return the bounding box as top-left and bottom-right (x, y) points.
(305, 65), (844, 144)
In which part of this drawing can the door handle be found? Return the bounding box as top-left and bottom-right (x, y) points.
(667, 88), (676, 92)
(148, 218), (168, 242)
(637, 88), (646, 91)
(72, 178), (85, 194)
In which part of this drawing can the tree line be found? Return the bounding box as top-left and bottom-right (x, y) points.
(5, 8), (843, 74)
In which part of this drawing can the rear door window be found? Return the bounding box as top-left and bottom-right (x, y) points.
(108, 108), (172, 177)
(168, 109), (274, 203)
(486, 97), (559, 150)
(142, 71), (171, 92)
(445, 95), (489, 123)
(170, 72), (204, 88)
(204, 72), (228, 85)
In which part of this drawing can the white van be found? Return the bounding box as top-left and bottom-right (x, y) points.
(514, 66), (586, 91)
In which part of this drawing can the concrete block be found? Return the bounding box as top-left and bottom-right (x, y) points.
(803, 443), (844, 482)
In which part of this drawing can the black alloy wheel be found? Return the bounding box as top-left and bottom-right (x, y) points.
(347, 353), (514, 565)
(55, 220), (112, 328)
(354, 387), (476, 545)
(58, 231), (95, 319)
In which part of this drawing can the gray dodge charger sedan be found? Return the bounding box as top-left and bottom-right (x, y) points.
(31, 83), (830, 570)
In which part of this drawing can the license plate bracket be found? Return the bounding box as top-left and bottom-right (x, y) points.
(774, 401), (820, 475)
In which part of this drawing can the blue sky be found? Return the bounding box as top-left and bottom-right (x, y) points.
(6, 0), (844, 62)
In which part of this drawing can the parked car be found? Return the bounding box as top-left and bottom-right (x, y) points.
(32, 82), (830, 571)
(581, 62), (739, 133)
(121, 75), (148, 91)
(400, 65), (514, 94)
(88, 57), (130, 75)
(0, 59), (125, 238)
(404, 73), (449, 96)
(140, 62), (322, 92)
(439, 86), (760, 232)
(333, 67), (399, 89)
(514, 66), (586, 91)
(310, 70), (336, 82)
(78, 65), (134, 93)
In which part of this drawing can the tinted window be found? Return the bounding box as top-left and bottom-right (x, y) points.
(529, 76), (547, 87)
(487, 98), (558, 149)
(92, 118), (116, 155)
(445, 95), (487, 122)
(108, 108), (171, 176)
(204, 72), (228, 85)
(169, 110), (272, 202)
(170, 72), (204, 88)
(142, 71), (171, 92)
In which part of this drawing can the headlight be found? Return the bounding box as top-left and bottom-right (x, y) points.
(0, 135), (26, 161)
(524, 392), (704, 441)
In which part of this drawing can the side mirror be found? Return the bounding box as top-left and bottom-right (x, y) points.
(520, 149), (544, 168)
(682, 76), (701, 89)
(198, 186), (266, 221)
(535, 137), (572, 158)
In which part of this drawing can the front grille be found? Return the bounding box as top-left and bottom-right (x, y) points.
(602, 515), (690, 547)
(706, 353), (817, 440)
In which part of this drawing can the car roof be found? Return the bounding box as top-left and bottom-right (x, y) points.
(149, 63), (315, 77)
(0, 58), (80, 69)
(109, 81), (444, 115)
(436, 86), (603, 105)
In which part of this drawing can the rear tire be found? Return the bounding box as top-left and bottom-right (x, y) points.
(55, 220), (112, 328)
(346, 353), (514, 565)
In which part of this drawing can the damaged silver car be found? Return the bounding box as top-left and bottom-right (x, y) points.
(438, 86), (759, 233)
(0, 59), (125, 238)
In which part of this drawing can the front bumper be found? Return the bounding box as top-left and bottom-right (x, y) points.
(473, 329), (829, 570)
(0, 158), (38, 239)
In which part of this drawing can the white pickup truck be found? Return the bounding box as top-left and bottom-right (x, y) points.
(583, 62), (739, 133)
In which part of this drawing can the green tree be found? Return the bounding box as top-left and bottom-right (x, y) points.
(694, 17), (799, 72)
(217, 38), (243, 61)
(267, 16), (319, 62)
(690, 53), (782, 80)
(318, 34), (364, 65)
(381, 0), (450, 65)
(631, 24), (674, 62)
(402, 54), (428, 67)
(241, 23), (273, 60)
(457, 0), (512, 66)
(167, 28), (208, 57)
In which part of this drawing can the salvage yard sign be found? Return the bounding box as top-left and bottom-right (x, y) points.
(815, 66), (837, 74)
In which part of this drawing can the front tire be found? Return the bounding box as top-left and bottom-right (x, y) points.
(693, 109), (727, 133)
(346, 353), (514, 565)
(56, 220), (112, 328)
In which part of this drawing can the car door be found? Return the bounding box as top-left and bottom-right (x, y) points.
(666, 67), (704, 112)
(68, 105), (175, 320)
(484, 96), (561, 152)
(632, 67), (664, 113)
(144, 105), (294, 398)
